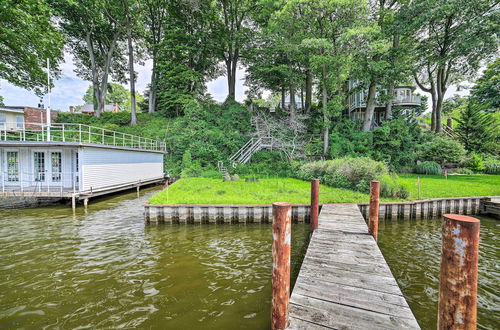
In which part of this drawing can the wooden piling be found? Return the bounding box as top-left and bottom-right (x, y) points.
(369, 181), (380, 240)
(272, 202), (292, 330)
(83, 198), (88, 209)
(438, 214), (480, 330)
(310, 179), (320, 230)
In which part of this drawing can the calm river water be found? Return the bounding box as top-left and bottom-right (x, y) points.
(0, 187), (310, 329)
(378, 216), (499, 330)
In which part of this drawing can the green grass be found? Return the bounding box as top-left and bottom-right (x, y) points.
(148, 175), (500, 205)
(148, 177), (377, 204)
(398, 174), (500, 200)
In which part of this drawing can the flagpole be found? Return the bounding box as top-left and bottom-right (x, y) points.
(47, 58), (51, 141)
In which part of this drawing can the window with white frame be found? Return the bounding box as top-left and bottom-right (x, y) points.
(34, 152), (45, 182)
(0, 113), (6, 125)
(51, 152), (62, 182)
(16, 115), (24, 128)
(7, 151), (19, 182)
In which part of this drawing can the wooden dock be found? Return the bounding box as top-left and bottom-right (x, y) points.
(288, 204), (420, 329)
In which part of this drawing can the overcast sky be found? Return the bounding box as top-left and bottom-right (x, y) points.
(0, 52), (466, 112)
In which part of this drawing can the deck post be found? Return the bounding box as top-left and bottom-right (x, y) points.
(369, 181), (380, 240)
(83, 198), (88, 209)
(310, 179), (320, 230)
(272, 202), (291, 330)
(438, 214), (480, 330)
(71, 194), (76, 210)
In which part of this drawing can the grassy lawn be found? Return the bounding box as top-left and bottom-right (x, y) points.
(148, 175), (500, 205)
(398, 174), (500, 200)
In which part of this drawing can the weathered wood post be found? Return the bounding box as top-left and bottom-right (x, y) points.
(272, 202), (292, 330)
(369, 181), (380, 240)
(438, 214), (480, 330)
(310, 179), (320, 230)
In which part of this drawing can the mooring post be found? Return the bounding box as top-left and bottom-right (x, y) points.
(369, 180), (380, 240)
(438, 214), (480, 330)
(310, 179), (320, 231)
(83, 198), (88, 209)
(272, 202), (292, 330)
(71, 194), (76, 211)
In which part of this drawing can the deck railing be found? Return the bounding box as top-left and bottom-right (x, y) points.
(0, 170), (79, 194)
(0, 122), (167, 152)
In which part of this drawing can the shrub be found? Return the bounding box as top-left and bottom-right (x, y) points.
(484, 157), (500, 174)
(414, 161), (442, 175)
(294, 157), (405, 197)
(417, 135), (466, 165)
(452, 168), (474, 175)
(466, 153), (485, 172)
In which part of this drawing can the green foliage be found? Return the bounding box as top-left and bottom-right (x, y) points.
(379, 174), (409, 199)
(484, 157), (500, 174)
(452, 168), (474, 175)
(466, 154), (485, 172)
(83, 83), (129, 108)
(0, 95), (4, 106)
(235, 151), (293, 177)
(414, 161), (442, 175)
(417, 135), (466, 165)
(470, 58), (500, 113)
(294, 157), (407, 198)
(0, 0), (64, 93)
(455, 103), (499, 155)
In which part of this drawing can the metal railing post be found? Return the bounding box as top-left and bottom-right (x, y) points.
(88, 126), (91, 143)
(62, 124), (65, 142)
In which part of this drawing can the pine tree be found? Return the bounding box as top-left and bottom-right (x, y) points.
(455, 103), (499, 154)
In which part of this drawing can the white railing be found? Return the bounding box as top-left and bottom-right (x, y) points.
(393, 95), (421, 105)
(229, 136), (275, 165)
(0, 170), (79, 194)
(0, 122), (167, 152)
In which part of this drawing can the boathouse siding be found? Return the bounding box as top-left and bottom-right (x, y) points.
(81, 147), (164, 191)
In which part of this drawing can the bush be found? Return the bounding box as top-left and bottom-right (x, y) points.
(484, 157), (500, 174)
(414, 161), (442, 175)
(417, 135), (466, 165)
(466, 153), (485, 172)
(295, 157), (407, 198)
(235, 151), (293, 177)
(452, 168), (474, 175)
(379, 174), (409, 199)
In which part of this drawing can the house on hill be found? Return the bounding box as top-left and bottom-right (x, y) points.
(347, 80), (422, 125)
(77, 103), (120, 114)
(0, 105), (58, 130)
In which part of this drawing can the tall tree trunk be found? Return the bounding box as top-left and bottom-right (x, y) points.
(305, 68), (312, 112)
(127, 24), (137, 125)
(430, 80), (437, 131)
(148, 56), (157, 114)
(363, 80), (377, 131)
(226, 53), (238, 102)
(386, 85), (394, 120)
(281, 86), (285, 109)
(385, 34), (400, 120)
(322, 65), (329, 156)
(289, 86), (296, 121)
(300, 87), (304, 112)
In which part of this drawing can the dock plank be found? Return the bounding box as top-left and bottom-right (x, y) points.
(287, 204), (420, 329)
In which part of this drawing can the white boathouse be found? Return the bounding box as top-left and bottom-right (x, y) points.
(0, 122), (166, 207)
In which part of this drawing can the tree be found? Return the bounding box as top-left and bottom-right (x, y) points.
(276, 0), (367, 155)
(455, 103), (499, 154)
(214, 0), (260, 102)
(83, 83), (129, 107)
(53, 0), (127, 117)
(143, 0), (170, 113)
(401, 0), (499, 133)
(155, 0), (221, 117)
(1, 0), (64, 94)
(470, 58), (500, 113)
(0, 95), (4, 106)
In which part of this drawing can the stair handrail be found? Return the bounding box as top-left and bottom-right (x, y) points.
(229, 137), (260, 162)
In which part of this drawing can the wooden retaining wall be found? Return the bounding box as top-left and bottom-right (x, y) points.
(358, 196), (489, 221)
(144, 203), (312, 224)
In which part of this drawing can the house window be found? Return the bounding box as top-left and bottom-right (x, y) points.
(34, 152), (45, 182)
(16, 115), (24, 128)
(51, 152), (62, 182)
(0, 113), (6, 125)
(6, 151), (19, 182)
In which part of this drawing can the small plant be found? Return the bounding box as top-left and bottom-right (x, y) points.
(466, 153), (485, 172)
(414, 161), (442, 175)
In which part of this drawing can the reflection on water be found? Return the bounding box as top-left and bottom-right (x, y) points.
(378, 217), (499, 330)
(0, 188), (309, 329)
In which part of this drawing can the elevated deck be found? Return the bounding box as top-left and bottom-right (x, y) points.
(288, 204), (420, 329)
